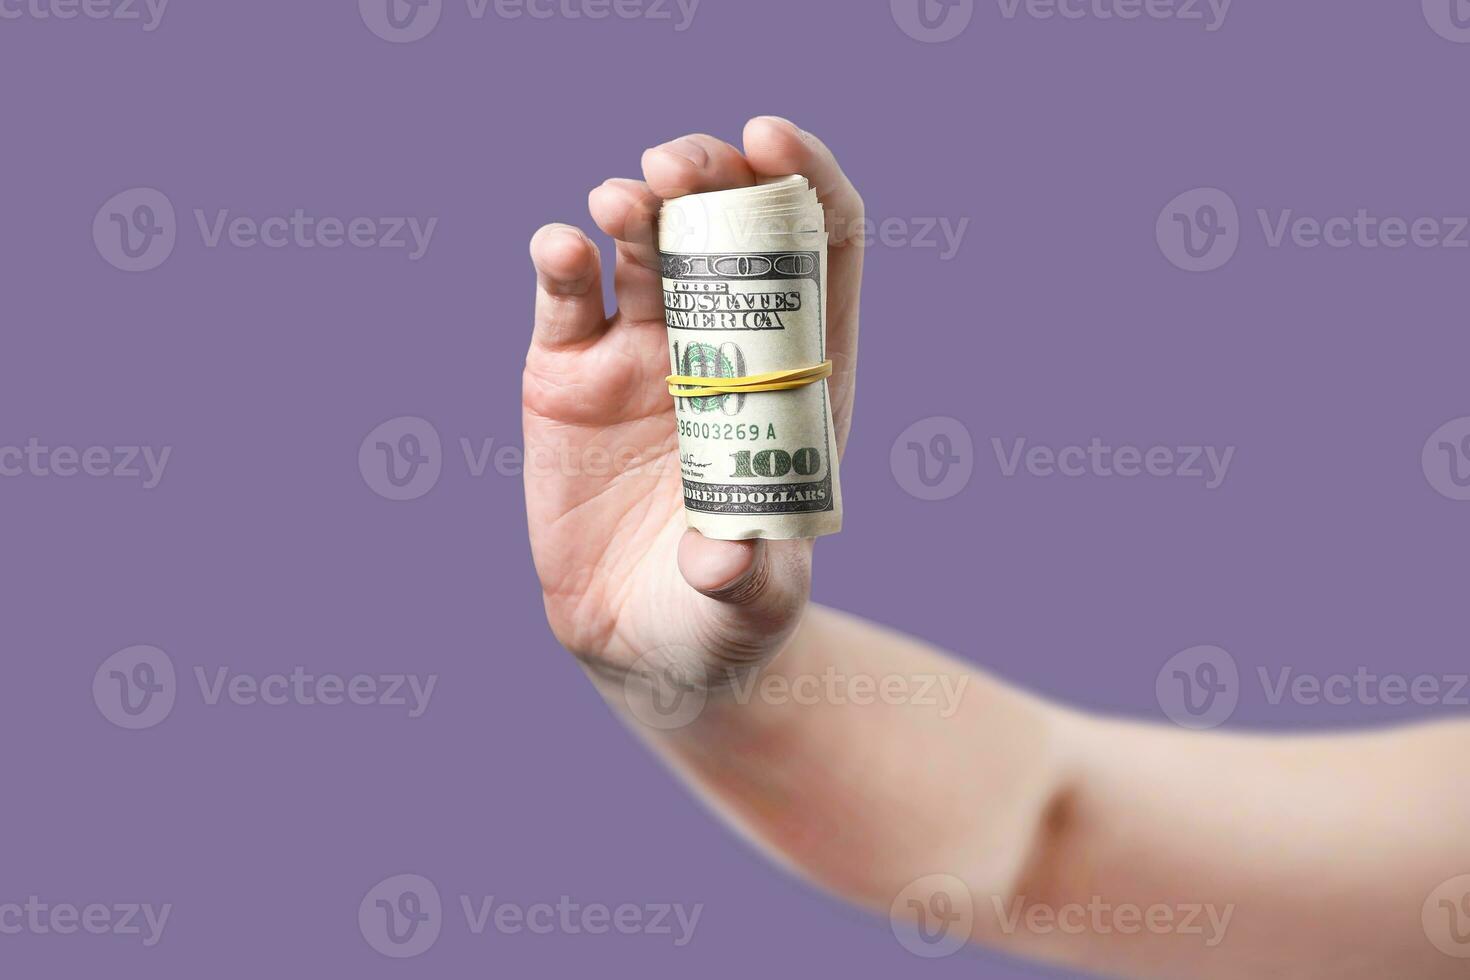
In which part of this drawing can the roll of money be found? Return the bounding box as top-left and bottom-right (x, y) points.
(659, 176), (842, 540)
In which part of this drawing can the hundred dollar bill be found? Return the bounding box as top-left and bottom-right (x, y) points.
(659, 176), (842, 540)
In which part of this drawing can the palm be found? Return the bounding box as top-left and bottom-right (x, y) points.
(522, 309), (690, 668)
(522, 119), (862, 680)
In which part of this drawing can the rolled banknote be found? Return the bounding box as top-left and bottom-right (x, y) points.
(658, 176), (842, 540)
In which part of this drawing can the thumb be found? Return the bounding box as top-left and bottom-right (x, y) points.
(677, 530), (811, 666)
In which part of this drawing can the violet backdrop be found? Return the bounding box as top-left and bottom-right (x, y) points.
(3, 0), (1469, 976)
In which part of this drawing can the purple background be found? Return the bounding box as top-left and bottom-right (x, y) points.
(3, 1), (1469, 976)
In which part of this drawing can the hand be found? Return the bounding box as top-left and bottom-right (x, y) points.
(522, 117), (863, 690)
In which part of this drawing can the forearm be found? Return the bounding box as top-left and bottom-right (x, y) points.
(1031, 717), (1470, 978)
(595, 605), (1470, 978)
(598, 604), (1070, 909)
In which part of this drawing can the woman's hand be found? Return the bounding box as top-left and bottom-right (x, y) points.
(521, 117), (863, 688)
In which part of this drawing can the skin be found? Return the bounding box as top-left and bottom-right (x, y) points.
(522, 116), (1470, 978)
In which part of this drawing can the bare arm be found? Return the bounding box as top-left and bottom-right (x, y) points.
(600, 604), (1470, 979)
(522, 116), (1470, 978)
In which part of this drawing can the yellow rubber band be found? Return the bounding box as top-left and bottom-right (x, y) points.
(667, 360), (833, 399)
